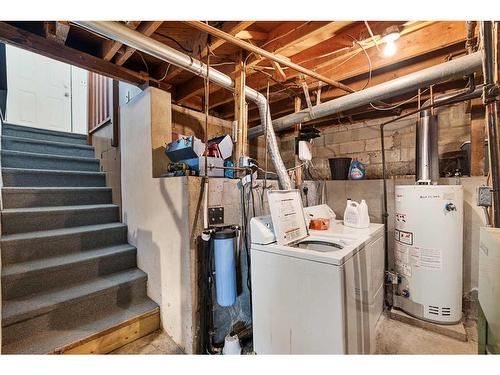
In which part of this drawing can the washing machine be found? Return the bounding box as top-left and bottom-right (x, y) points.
(250, 190), (385, 354)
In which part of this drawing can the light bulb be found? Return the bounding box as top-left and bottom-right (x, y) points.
(383, 41), (397, 57)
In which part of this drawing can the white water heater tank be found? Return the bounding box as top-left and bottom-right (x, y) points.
(394, 185), (463, 324)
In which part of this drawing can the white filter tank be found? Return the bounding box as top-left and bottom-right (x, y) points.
(394, 185), (463, 324)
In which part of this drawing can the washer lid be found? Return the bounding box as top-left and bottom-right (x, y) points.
(267, 189), (309, 246)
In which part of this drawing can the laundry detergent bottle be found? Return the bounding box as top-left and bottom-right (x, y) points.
(349, 158), (366, 180)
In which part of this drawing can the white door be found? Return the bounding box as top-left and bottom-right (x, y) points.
(6, 45), (72, 132)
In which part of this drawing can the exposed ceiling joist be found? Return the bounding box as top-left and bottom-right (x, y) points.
(101, 21), (141, 61)
(0, 21), (148, 85)
(115, 21), (163, 66)
(208, 21), (466, 112)
(163, 21), (255, 83)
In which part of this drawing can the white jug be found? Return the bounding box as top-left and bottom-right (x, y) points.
(343, 199), (370, 228)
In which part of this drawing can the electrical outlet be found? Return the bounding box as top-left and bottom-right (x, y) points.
(477, 186), (492, 207)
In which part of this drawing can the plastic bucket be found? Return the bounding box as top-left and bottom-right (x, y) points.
(328, 157), (352, 180)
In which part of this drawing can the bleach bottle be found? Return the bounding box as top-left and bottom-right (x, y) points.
(349, 158), (365, 180)
(343, 199), (370, 228)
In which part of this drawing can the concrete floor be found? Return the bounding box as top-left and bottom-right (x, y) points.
(375, 315), (478, 354)
(111, 330), (184, 354)
(113, 315), (479, 354)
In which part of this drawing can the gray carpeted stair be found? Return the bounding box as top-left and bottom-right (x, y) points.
(1, 123), (158, 354)
(1, 187), (113, 208)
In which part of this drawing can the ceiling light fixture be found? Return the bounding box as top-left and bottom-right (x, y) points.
(381, 25), (401, 57)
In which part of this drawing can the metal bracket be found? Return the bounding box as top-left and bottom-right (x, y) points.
(208, 207), (224, 225)
(483, 84), (500, 104)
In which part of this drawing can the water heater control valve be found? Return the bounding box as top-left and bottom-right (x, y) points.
(445, 203), (457, 212)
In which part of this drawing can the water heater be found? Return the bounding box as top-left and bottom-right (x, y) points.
(394, 184), (463, 324)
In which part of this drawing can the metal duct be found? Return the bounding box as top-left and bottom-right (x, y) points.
(73, 21), (292, 189)
(249, 52), (483, 138)
(415, 115), (438, 184)
(416, 87), (483, 183)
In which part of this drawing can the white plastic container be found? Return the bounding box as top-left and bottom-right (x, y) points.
(343, 199), (370, 229)
(222, 334), (242, 355)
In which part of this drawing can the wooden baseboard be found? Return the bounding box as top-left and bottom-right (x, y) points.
(53, 308), (160, 354)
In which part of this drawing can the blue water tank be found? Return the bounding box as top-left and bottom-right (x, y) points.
(213, 229), (237, 307)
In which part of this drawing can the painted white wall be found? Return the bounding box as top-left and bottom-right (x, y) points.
(120, 87), (194, 352)
(5, 45), (87, 134)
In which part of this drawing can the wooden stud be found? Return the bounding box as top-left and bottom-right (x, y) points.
(234, 51), (247, 163)
(471, 115), (486, 176)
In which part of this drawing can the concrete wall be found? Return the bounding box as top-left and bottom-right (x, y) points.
(120, 88), (195, 352)
(279, 102), (473, 179)
(92, 123), (122, 212)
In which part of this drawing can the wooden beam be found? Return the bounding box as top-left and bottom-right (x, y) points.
(210, 21), (467, 111)
(0, 21), (147, 85)
(54, 309), (160, 354)
(247, 21), (354, 68)
(43, 21), (70, 45)
(235, 30), (268, 40)
(102, 21), (141, 61)
(164, 21), (255, 83)
(184, 21), (355, 93)
(471, 115), (486, 176)
(240, 45), (467, 124)
(234, 51), (247, 163)
(115, 21), (163, 66)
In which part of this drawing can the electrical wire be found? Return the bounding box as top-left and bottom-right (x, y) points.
(157, 63), (171, 82)
(345, 34), (371, 90)
(154, 31), (193, 53)
(137, 51), (150, 74)
(369, 88), (430, 111)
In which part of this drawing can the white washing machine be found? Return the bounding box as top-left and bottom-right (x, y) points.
(250, 190), (384, 354)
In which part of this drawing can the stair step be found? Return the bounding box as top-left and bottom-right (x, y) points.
(1, 187), (113, 208)
(1, 204), (119, 234)
(1, 167), (106, 187)
(1, 135), (95, 158)
(1, 299), (159, 354)
(2, 268), (147, 327)
(1, 269), (155, 352)
(2, 123), (87, 145)
(2, 244), (137, 299)
(1, 223), (128, 265)
(1, 150), (100, 172)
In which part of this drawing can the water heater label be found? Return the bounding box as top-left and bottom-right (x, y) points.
(404, 246), (442, 271)
(395, 242), (411, 277)
(396, 229), (413, 245)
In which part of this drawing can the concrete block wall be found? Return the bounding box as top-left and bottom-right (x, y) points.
(277, 102), (472, 180)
